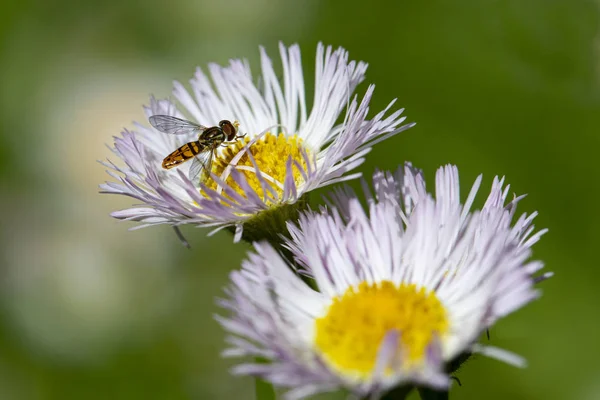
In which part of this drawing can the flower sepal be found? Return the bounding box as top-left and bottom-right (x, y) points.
(417, 387), (449, 400)
(379, 385), (414, 400)
(228, 193), (310, 246)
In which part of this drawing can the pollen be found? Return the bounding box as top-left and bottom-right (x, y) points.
(205, 132), (310, 205)
(314, 281), (449, 378)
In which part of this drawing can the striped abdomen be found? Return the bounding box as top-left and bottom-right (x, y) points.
(162, 141), (204, 169)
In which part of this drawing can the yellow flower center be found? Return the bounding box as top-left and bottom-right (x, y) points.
(205, 132), (310, 206)
(314, 281), (449, 378)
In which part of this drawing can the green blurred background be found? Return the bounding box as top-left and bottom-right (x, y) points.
(0, 0), (597, 399)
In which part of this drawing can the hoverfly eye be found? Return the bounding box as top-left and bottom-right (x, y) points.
(219, 120), (228, 128)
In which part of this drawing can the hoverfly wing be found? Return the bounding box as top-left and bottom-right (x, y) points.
(188, 148), (215, 184)
(188, 156), (203, 183)
(149, 115), (207, 135)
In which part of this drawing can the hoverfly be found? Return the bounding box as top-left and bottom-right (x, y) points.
(149, 115), (243, 183)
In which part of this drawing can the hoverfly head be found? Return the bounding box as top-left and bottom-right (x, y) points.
(219, 120), (238, 141)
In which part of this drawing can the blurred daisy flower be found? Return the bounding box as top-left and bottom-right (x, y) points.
(101, 43), (413, 242)
(217, 163), (551, 399)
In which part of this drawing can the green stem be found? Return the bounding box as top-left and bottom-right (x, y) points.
(417, 387), (449, 400)
(255, 378), (276, 400)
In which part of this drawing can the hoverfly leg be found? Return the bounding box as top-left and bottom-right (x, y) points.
(172, 226), (191, 249)
(221, 133), (247, 147)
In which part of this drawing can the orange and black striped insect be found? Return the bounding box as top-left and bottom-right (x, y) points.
(149, 115), (243, 183)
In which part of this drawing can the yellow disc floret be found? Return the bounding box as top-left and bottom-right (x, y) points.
(206, 132), (310, 206)
(314, 281), (449, 378)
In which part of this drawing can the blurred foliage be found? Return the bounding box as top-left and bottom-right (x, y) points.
(1, 0), (599, 399)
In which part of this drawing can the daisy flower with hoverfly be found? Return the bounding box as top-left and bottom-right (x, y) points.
(101, 43), (414, 243)
(217, 163), (551, 399)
